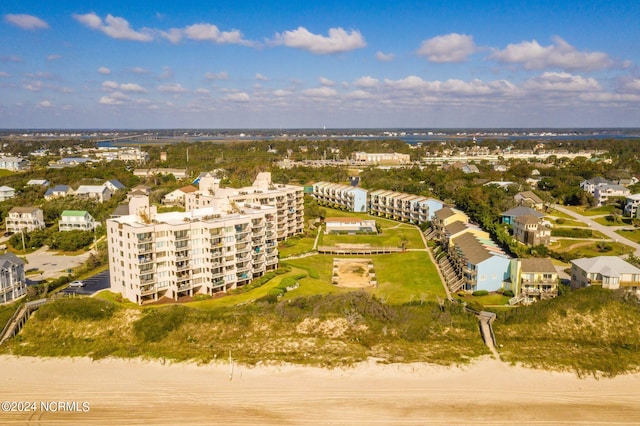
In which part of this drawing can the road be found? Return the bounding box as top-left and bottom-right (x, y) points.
(551, 204), (640, 256)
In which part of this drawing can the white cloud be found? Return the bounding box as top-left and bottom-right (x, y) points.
(99, 96), (124, 105)
(47, 54), (62, 61)
(23, 82), (43, 92)
(256, 73), (269, 81)
(274, 27), (366, 54)
(490, 37), (613, 71)
(98, 67), (111, 75)
(417, 33), (476, 63)
(273, 89), (292, 97)
(38, 100), (52, 108)
(205, 71), (229, 80)
(319, 77), (335, 86)
(101, 81), (119, 91)
(624, 79), (640, 92)
(158, 83), (188, 93)
(73, 13), (153, 42)
(302, 87), (338, 97)
(160, 28), (183, 44)
(120, 83), (148, 93)
(384, 75), (431, 90)
(346, 90), (375, 100)
(130, 67), (150, 74)
(4, 14), (49, 30)
(183, 23), (251, 45)
(224, 92), (250, 102)
(195, 88), (210, 95)
(376, 51), (395, 62)
(354, 76), (380, 88)
(0, 72), (9, 78)
(523, 72), (601, 92)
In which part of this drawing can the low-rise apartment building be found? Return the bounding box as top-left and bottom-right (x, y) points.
(312, 182), (368, 212)
(351, 152), (410, 165)
(369, 190), (442, 225)
(107, 200), (279, 305)
(593, 184), (630, 207)
(624, 193), (640, 217)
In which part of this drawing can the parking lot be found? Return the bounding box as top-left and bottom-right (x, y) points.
(61, 270), (110, 296)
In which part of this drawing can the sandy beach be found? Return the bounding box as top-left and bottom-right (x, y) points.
(1, 355), (639, 425)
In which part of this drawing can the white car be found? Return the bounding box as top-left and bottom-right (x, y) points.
(69, 280), (85, 288)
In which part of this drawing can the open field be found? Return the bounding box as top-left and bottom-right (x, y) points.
(593, 216), (631, 226)
(564, 205), (618, 216)
(616, 228), (640, 243)
(549, 238), (634, 257)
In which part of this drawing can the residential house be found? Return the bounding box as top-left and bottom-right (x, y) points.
(44, 184), (73, 200)
(312, 182), (369, 212)
(501, 206), (544, 225)
(5, 207), (45, 233)
(580, 176), (614, 195)
(0, 253), (26, 304)
(571, 256), (640, 294)
(103, 179), (126, 192)
(514, 191), (544, 210)
(74, 185), (112, 203)
(446, 162), (479, 174)
(0, 157), (29, 171)
(0, 186), (15, 202)
(26, 179), (49, 187)
(483, 181), (516, 190)
(59, 210), (97, 232)
(624, 194), (640, 217)
(593, 184), (630, 206)
(163, 185), (198, 206)
(512, 215), (551, 246)
(508, 258), (559, 305)
(56, 157), (93, 167)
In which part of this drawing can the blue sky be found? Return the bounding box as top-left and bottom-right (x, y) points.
(1, 0), (639, 128)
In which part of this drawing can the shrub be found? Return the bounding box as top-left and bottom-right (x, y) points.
(503, 290), (514, 298)
(472, 290), (489, 296)
(133, 306), (188, 342)
(36, 298), (117, 322)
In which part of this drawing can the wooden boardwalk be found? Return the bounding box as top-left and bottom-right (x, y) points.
(0, 299), (48, 345)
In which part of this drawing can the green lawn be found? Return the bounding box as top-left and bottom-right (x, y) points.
(565, 205), (617, 216)
(545, 209), (576, 220)
(593, 216), (631, 226)
(457, 293), (510, 307)
(321, 224), (424, 249)
(548, 218), (587, 227)
(616, 228), (640, 243)
(285, 251), (446, 304)
(278, 234), (317, 258)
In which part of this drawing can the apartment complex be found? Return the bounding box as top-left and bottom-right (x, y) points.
(311, 182), (368, 212)
(185, 172), (304, 241)
(107, 199), (279, 305)
(351, 152), (410, 165)
(369, 190), (442, 225)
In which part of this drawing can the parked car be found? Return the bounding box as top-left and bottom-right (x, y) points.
(69, 280), (85, 288)
(3, 231), (13, 237)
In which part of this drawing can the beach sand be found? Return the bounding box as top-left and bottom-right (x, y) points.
(1, 355), (639, 425)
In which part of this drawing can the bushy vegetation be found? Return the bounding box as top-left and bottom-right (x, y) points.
(494, 286), (640, 377)
(3, 293), (488, 366)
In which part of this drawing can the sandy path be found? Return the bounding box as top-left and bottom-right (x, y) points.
(1, 356), (639, 425)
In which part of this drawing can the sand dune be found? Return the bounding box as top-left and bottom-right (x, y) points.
(1, 355), (639, 425)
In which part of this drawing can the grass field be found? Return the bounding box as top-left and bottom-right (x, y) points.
(564, 205), (617, 216)
(278, 234), (317, 258)
(593, 216), (631, 226)
(616, 228), (640, 243)
(549, 239), (634, 258)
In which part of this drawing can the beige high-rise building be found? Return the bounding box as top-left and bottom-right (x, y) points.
(185, 172), (304, 240)
(107, 198), (278, 305)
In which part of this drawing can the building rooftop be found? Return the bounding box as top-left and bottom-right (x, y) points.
(519, 258), (556, 274)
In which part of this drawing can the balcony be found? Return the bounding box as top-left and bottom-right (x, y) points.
(140, 275), (155, 285)
(138, 256), (154, 265)
(140, 285), (156, 296)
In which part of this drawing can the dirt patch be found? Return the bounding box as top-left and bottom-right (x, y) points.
(332, 258), (375, 288)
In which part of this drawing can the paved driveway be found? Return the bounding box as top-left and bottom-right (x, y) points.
(551, 205), (640, 256)
(61, 270), (110, 296)
(23, 246), (92, 281)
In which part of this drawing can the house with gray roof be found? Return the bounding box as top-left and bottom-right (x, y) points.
(44, 184), (73, 200)
(501, 206), (544, 225)
(0, 253), (26, 304)
(571, 256), (640, 292)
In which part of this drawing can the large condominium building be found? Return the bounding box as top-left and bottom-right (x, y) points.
(351, 152), (410, 165)
(311, 182), (368, 212)
(107, 198), (278, 305)
(369, 190), (443, 225)
(185, 172), (304, 240)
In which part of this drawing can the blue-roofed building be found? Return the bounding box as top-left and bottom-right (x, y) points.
(104, 179), (125, 192)
(44, 185), (73, 200)
(501, 206), (544, 225)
